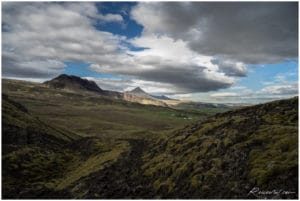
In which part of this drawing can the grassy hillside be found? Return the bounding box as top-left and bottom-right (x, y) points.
(2, 78), (298, 199)
(2, 79), (208, 139)
(3, 94), (77, 198)
(2, 78), (209, 198)
(2, 94), (131, 198)
(141, 97), (298, 199)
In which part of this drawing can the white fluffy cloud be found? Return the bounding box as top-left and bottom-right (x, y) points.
(89, 34), (239, 93)
(2, 2), (124, 78)
(2, 2), (298, 99)
(2, 2), (249, 94)
(260, 82), (298, 95)
(209, 79), (298, 103)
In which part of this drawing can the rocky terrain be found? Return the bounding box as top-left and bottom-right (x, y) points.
(2, 76), (298, 199)
(123, 87), (168, 107)
(140, 97), (298, 199)
(44, 74), (104, 94)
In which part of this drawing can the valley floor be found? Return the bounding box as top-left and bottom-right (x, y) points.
(2, 79), (298, 199)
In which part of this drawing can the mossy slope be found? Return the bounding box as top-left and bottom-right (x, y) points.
(2, 95), (129, 198)
(142, 97), (298, 199)
(2, 78), (298, 199)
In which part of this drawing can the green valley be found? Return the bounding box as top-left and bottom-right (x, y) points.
(2, 77), (298, 199)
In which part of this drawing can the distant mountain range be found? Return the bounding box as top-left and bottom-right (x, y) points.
(44, 74), (173, 107)
(2, 78), (297, 198)
(42, 74), (242, 110)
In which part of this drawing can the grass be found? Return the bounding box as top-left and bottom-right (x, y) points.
(247, 125), (298, 185)
(140, 97), (298, 198)
(55, 140), (129, 190)
(2, 79), (209, 140)
(2, 78), (217, 198)
(3, 78), (297, 198)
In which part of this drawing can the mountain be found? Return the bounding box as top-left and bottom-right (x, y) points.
(151, 95), (175, 100)
(44, 75), (166, 106)
(127, 87), (154, 99)
(141, 97), (298, 198)
(44, 74), (104, 94)
(2, 78), (298, 198)
(129, 87), (174, 100)
(130, 87), (146, 94)
(123, 87), (168, 107)
(2, 78), (207, 199)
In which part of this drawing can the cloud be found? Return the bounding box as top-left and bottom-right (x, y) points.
(84, 77), (134, 92)
(131, 2), (298, 64)
(2, 2), (297, 98)
(2, 51), (65, 78)
(2, 2), (124, 79)
(260, 82), (298, 95)
(211, 59), (247, 77)
(84, 77), (178, 94)
(2, 2), (253, 94)
(91, 35), (236, 93)
(129, 67), (234, 93)
(210, 92), (239, 98)
(208, 80), (297, 104)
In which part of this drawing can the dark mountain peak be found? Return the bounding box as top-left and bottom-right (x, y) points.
(53, 74), (88, 82)
(56, 74), (69, 78)
(44, 74), (103, 94)
(130, 87), (146, 94)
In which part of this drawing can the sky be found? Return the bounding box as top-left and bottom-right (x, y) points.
(2, 2), (298, 103)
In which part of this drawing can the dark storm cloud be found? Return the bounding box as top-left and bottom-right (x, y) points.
(211, 59), (247, 77)
(130, 66), (233, 93)
(132, 2), (298, 64)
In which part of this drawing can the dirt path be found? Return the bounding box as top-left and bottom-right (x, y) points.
(74, 139), (154, 199)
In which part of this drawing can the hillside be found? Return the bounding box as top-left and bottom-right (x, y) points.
(3, 78), (206, 139)
(170, 101), (232, 114)
(2, 78), (298, 199)
(2, 94), (136, 198)
(2, 94), (79, 198)
(124, 87), (168, 107)
(128, 87), (152, 98)
(140, 97), (298, 198)
(44, 75), (169, 106)
(2, 78), (209, 198)
(42, 75), (229, 109)
(44, 74), (104, 94)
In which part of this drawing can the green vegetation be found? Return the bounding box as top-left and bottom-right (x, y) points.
(141, 97), (298, 198)
(2, 78), (298, 199)
(3, 79), (206, 140)
(2, 78), (209, 198)
(2, 93), (132, 198)
(55, 140), (128, 190)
